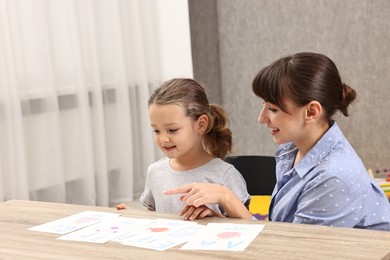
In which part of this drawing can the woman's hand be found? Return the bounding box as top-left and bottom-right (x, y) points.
(180, 205), (225, 221)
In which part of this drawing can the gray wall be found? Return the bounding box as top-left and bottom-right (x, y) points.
(189, 0), (390, 171)
(188, 0), (222, 104)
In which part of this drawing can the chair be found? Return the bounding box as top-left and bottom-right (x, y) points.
(225, 155), (276, 220)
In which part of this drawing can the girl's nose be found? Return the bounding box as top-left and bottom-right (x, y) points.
(160, 134), (170, 143)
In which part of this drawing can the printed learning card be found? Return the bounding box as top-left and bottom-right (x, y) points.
(114, 218), (198, 248)
(181, 223), (265, 251)
(57, 216), (154, 243)
(28, 211), (121, 235)
(126, 224), (206, 251)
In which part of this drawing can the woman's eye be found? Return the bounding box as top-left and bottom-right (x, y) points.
(263, 101), (278, 112)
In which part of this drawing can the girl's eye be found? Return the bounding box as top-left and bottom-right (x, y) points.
(153, 129), (160, 134)
(169, 129), (179, 133)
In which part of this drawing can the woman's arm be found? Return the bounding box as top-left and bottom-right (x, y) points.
(164, 182), (253, 219)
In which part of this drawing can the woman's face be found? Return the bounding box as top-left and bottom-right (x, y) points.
(258, 98), (308, 146)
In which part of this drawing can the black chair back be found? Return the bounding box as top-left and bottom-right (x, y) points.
(225, 155), (276, 195)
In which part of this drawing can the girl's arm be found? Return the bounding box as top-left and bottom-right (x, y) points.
(164, 182), (253, 219)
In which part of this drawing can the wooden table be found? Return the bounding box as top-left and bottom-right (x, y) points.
(0, 200), (389, 260)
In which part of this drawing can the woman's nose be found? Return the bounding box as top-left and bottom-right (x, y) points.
(258, 108), (268, 124)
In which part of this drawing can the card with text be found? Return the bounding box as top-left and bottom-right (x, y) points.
(125, 224), (206, 251)
(28, 211), (121, 234)
(181, 223), (265, 251)
(114, 218), (198, 247)
(57, 216), (154, 243)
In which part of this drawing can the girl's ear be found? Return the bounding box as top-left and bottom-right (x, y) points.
(305, 101), (322, 121)
(197, 114), (209, 134)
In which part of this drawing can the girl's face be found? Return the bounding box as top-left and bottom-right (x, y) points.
(257, 98), (308, 146)
(148, 103), (205, 161)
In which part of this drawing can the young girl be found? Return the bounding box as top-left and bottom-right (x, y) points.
(139, 78), (249, 220)
(165, 52), (390, 230)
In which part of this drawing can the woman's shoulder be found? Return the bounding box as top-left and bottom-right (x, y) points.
(311, 121), (363, 174)
(329, 138), (363, 169)
(310, 144), (368, 188)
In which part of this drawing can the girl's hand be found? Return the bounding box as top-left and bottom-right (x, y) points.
(164, 182), (227, 207)
(115, 203), (128, 210)
(164, 182), (253, 219)
(180, 205), (225, 221)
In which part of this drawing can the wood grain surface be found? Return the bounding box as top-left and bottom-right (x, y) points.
(0, 200), (389, 260)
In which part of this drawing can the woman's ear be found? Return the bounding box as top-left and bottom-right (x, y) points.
(305, 101), (322, 121)
(197, 115), (209, 134)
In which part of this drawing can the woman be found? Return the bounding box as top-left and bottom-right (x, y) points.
(164, 52), (390, 230)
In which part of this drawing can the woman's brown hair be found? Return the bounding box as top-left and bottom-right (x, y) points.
(252, 52), (356, 121)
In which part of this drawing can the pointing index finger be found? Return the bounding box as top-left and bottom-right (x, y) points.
(163, 184), (192, 195)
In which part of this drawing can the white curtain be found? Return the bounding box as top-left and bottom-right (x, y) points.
(0, 0), (178, 206)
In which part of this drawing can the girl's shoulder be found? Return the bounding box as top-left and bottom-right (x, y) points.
(148, 157), (169, 171)
(207, 158), (243, 176)
(207, 157), (234, 169)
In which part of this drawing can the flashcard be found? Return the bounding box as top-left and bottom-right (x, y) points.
(181, 223), (264, 251)
(114, 218), (198, 247)
(57, 216), (154, 243)
(28, 211), (121, 234)
(127, 224), (206, 251)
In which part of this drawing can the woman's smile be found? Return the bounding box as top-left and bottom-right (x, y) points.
(271, 128), (280, 135)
